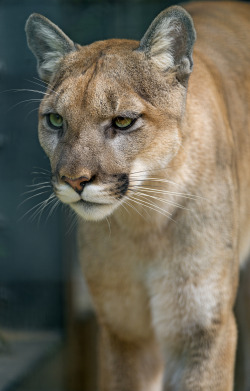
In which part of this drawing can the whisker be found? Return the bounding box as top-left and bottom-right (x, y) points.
(123, 198), (149, 221)
(19, 193), (55, 221)
(32, 199), (56, 225)
(130, 168), (166, 175)
(129, 185), (200, 201)
(131, 178), (206, 201)
(130, 190), (189, 210)
(8, 98), (42, 111)
(130, 171), (189, 187)
(31, 172), (50, 177)
(106, 217), (111, 236)
(109, 193), (149, 221)
(21, 185), (51, 196)
(68, 217), (78, 236)
(27, 78), (59, 96)
(31, 174), (51, 181)
(129, 175), (206, 200)
(30, 194), (56, 223)
(31, 177), (51, 184)
(27, 79), (47, 90)
(119, 200), (131, 217)
(128, 195), (167, 219)
(45, 199), (61, 223)
(32, 77), (48, 87)
(130, 176), (185, 188)
(65, 208), (78, 236)
(128, 193), (174, 221)
(18, 189), (51, 207)
(33, 167), (51, 174)
(25, 106), (39, 119)
(26, 181), (51, 188)
(27, 78), (49, 90)
(11, 88), (51, 96)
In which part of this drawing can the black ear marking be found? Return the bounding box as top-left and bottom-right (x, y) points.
(25, 13), (76, 83)
(137, 6), (196, 83)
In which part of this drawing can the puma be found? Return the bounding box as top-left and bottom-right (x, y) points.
(25, 2), (250, 390)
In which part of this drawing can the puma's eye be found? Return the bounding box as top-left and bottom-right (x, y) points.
(113, 117), (134, 130)
(47, 113), (63, 129)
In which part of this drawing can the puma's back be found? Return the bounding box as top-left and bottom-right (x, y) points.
(186, 1), (250, 264)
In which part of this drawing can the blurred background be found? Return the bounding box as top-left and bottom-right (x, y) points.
(0, 0), (249, 390)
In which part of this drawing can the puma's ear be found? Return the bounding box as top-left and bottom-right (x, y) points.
(138, 6), (196, 83)
(25, 13), (76, 83)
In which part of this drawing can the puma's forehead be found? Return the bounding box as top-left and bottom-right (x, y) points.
(51, 39), (141, 88)
(42, 38), (176, 119)
(72, 38), (140, 71)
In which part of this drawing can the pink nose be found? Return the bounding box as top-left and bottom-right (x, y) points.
(62, 176), (90, 193)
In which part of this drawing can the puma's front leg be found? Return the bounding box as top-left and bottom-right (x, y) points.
(173, 311), (237, 391)
(98, 326), (164, 391)
(148, 249), (238, 390)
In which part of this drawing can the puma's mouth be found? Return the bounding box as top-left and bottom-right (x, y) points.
(70, 198), (119, 221)
(77, 199), (113, 207)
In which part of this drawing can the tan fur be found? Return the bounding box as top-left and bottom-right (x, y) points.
(26, 2), (250, 390)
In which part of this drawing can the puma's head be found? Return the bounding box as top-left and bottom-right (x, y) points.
(25, 7), (196, 221)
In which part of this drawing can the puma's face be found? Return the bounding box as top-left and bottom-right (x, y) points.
(26, 10), (195, 220)
(38, 44), (184, 220)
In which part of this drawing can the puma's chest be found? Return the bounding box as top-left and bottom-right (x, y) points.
(78, 221), (220, 343)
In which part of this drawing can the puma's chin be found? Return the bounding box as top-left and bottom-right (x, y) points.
(70, 199), (119, 221)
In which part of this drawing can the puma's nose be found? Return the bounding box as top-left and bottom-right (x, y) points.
(62, 175), (90, 194)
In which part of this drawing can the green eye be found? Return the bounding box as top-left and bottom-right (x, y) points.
(113, 117), (134, 130)
(48, 113), (63, 128)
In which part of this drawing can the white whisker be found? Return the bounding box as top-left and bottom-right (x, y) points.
(27, 78), (59, 96)
(129, 185), (200, 201)
(45, 199), (61, 223)
(130, 176), (185, 188)
(31, 172), (51, 178)
(25, 106), (39, 119)
(106, 217), (111, 236)
(30, 194), (56, 224)
(129, 193), (174, 221)
(33, 166), (51, 174)
(19, 193), (55, 221)
(26, 182), (50, 189)
(19, 189), (51, 207)
(123, 197), (149, 221)
(8, 98), (41, 111)
(21, 185), (51, 196)
(131, 190), (189, 210)
(26, 180), (50, 187)
(119, 200), (131, 217)
(130, 168), (165, 176)
(11, 88), (51, 96)
(32, 77), (48, 87)
(65, 208), (79, 236)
